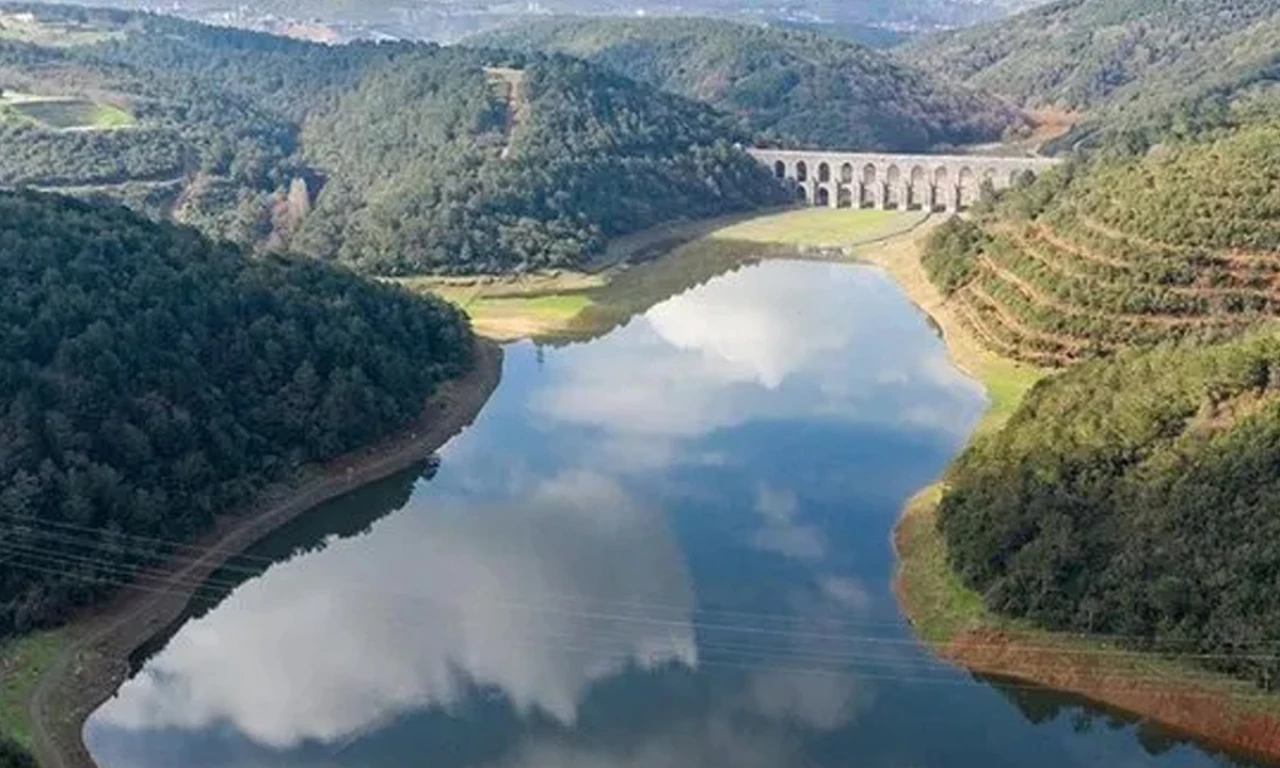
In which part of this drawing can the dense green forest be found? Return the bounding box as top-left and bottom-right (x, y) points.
(938, 332), (1280, 688)
(919, 122), (1280, 365)
(0, 4), (787, 273)
(902, 0), (1280, 150)
(0, 190), (472, 637)
(293, 51), (783, 273)
(468, 16), (1026, 152)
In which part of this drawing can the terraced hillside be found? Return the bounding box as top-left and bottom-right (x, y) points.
(923, 123), (1280, 366)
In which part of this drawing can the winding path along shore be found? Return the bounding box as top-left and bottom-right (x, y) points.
(27, 338), (503, 768)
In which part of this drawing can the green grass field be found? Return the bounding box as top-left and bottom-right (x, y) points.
(392, 274), (605, 340)
(467, 293), (594, 327)
(896, 486), (996, 642)
(973, 357), (1044, 436)
(469, 293), (591, 314)
(5, 97), (135, 130)
(0, 631), (64, 749)
(710, 208), (927, 247)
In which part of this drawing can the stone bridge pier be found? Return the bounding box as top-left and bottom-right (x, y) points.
(746, 148), (1061, 213)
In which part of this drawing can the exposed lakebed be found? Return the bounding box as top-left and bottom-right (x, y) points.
(86, 259), (1266, 768)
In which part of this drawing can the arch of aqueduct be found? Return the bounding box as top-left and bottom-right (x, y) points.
(747, 148), (1061, 212)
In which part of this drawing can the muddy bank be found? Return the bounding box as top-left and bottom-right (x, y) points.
(946, 628), (1280, 763)
(27, 338), (503, 768)
(894, 496), (1280, 765)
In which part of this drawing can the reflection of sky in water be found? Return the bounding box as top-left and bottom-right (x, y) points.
(86, 261), (1250, 768)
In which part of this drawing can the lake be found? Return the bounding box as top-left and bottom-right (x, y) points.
(85, 258), (1263, 768)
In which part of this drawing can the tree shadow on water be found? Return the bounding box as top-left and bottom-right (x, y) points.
(976, 671), (1271, 767)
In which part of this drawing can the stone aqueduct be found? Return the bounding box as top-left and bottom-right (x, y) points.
(748, 149), (1061, 212)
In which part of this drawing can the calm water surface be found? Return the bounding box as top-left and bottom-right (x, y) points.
(87, 259), (1260, 768)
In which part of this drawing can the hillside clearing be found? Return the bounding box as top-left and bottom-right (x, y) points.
(1, 93), (134, 130)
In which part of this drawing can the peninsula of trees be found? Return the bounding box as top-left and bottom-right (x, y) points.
(939, 331), (1280, 688)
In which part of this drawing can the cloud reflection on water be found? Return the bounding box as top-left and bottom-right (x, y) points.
(534, 261), (983, 449)
(88, 259), (992, 768)
(95, 471), (696, 749)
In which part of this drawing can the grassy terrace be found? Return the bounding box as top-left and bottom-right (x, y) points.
(944, 214), (1280, 365)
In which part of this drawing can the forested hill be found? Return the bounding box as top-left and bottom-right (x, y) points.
(902, 0), (1280, 149)
(909, 0), (1280, 360)
(920, 121), (1280, 366)
(938, 332), (1280, 688)
(0, 4), (786, 274)
(467, 16), (1027, 152)
(0, 190), (472, 636)
(913, 55), (1280, 690)
(292, 52), (784, 274)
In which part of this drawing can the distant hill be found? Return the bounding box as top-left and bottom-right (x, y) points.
(75, 0), (1057, 41)
(468, 16), (1028, 153)
(920, 121), (1280, 366)
(903, 0), (1280, 148)
(0, 4), (786, 274)
(770, 20), (909, 49)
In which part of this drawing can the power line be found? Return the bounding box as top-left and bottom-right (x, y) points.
(3, 510), (919, 628)
(8, 511), (1280, 654)
(19, 548), (1265, 703)
(4, 543), (1280, 670)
